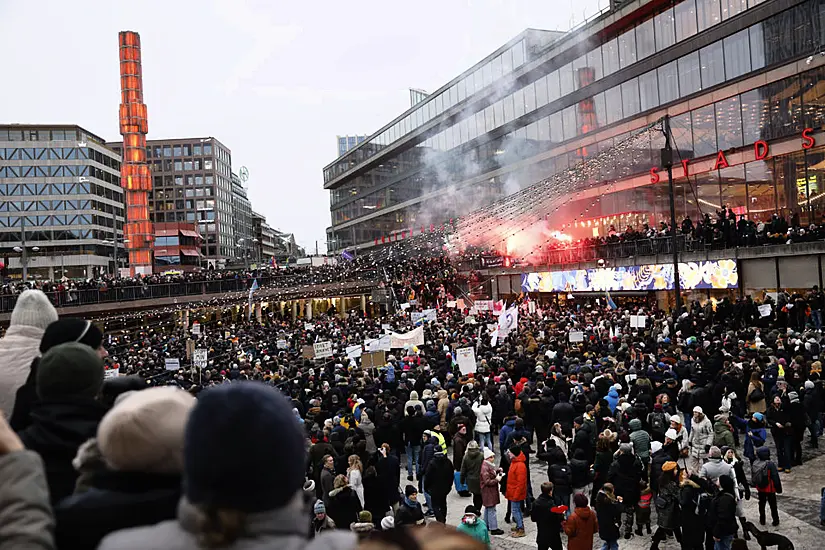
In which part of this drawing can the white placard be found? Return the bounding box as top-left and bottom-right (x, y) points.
(277, 339), (288, 349)
(630, 315), (647, 329)
(390, 326), (425, 348)
(758, 304), (772, 317)
(475, 300), (494, 312)
(346, 344), (363, 360)
(104, 366), (119, 379)
(305, 323), (315, 331)
(400, 303), (411, 310)
(193, 349), (208, 369)
(528, 301), (536, 314)
(464, 316), (477, 325)
(366, 335), (392, 352)
(191, 323), (201, 335)
(164, 358), (180, 371)
(569, 331), (584, 343)
(447, 300), (457, 308)
(314, 341), (333, 359)
(456, 347), (477, 375)
(382, 323), (391, 332)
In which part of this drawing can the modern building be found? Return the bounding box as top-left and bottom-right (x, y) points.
(409, 89), (430, 107)
(0, 124), (125, 280)
(272, 230), (306, 264)
(230, 172), (255, 267)
(153, 222), (202, 272)
(337, 135), (368, 157)
(251, 210), (277, 264)
(107, 136), (236, 268)
(323, 0), (825, 260)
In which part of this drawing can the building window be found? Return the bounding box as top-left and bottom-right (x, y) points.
(699, 41), (725, 89)
(715, 96), (743, 150)
(696, 0), (721, 32)
(621, 78), (641, 118)
(691, 104), (717, 157)
(639, 69), (659, 111)
(675, 0), (698, 42)
(636, 18), (656, 60)
(618, 28), (637, 69)
(605, 85), (623, 125)
(602, 38), (620, 76)
(678, 51), (702, 97)
(723, 28), (751, 80)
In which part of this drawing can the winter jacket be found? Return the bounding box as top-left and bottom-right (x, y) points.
(17, 398), (107, 506)
(456, 515), (490, 546)
(751, 447), (782, 494)
(99, 494), (356, 550)
(563, 506), (598, 550)
(460, 447), (484, 495)
(570, 424), (593, 462)
(472, 402), (493, 434)
(712, 420), (735, 450)
(743, 423), (767, 462)
(358, 417), (376, 454)
(698, 458), (733, 485)
(418, 439), (435, 477)
(327, 486), (363, 530)
(530, 493), (564, 549)
(548, 462), (572, 503)
(654, 479), (680, 530)
(424, 402), (440, 428)
(678, 477), (708, 546)
(605, 388), (619, 413)
(393, 499), (425, 527)
(480, 459), (501, 508)
(0, 450), (54, 550)
(505, 452), (528, 502)
(425, 453), (454, 499)
(746, 382), (767, 414)
(551, 401), (576, 433)
(608, 453), (644, 505)
(688, 416), (713, 459)
(452, 433), (468, 471)
(55, 470), (181, 550)
(499, 419), (516, 450)
(711, 490), (738, 539)
(595, 492), (622, 542)
(404, 392), (424, 415)
(628, 419), (650, 460)
(436, 390), (450, 430)
(0, 326), (44, 418)
(569, 453), (593, 489)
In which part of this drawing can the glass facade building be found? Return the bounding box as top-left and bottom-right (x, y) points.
(0, 125), (124, 279)
(324, 0), (825, 252)
(108, 136), (236, 267)
(337, 135), (368, 157)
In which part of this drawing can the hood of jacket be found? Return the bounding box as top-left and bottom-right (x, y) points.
(350, 522), (374, 534)
(713, 421), (730, 436)
(510, 452), (526, 464)
(437, 389), (448, 401)
(574, 506), (594, 521)
(629, 418), (642, 431)
(608, 388), (619, 399)
(756, 446), (770, 460)
(409, 391), (419, 400)
(18, 399), (107, 451)
(426, 401), (437, 412)
(504, 418), (516, 428)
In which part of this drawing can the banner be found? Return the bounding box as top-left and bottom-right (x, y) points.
(475, 300), (494, 312)
(497, 306), (518, 337)
(104, 365), (120, 379)
(569, 331), (584, 343)
(164, 358), (180, 371)
(366, 335), (392, 352)
(390, 326), (425, 348)
(492, 301), (505, 316)
(346, 344), (363, 360)
(314, 341), (333, 359)
(305, 323), (315, 331)
(456, 347), (477, 375)
(411, 309), (437, 325)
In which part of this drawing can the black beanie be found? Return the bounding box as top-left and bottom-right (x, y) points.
(40, 318), (104, 353)
(37, 342), (104, 401)
(183, 382), (306, 513)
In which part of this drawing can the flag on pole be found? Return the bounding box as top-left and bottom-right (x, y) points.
(497, 306), (518, 337)
(248, 279), (259, 320)
(341, 249), (354, 261)
(605, 290), (617, 310)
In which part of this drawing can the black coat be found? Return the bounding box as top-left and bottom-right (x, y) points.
(376, 453), (401, 505)
(362, 472), (390, 525)
(394, 500), (425, 526)
(548, 462), (572, 499)
(530, 493), (564, 548)
(608, 453), (645, 505)
(551, 402), (576, 433)
(54, 470), (181, 550)
(327, 486), (362, 530)
(570, 457), (593, 489)
(595, 493), (623, 542)
(17, 399), (107, 506)
(424, 454), (454, 499)
(650, 441), (679, 494)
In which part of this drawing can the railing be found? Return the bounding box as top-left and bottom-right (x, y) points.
(0, 269), (380, 314)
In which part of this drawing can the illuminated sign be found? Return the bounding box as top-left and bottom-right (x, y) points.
(521, 259), (738, 292)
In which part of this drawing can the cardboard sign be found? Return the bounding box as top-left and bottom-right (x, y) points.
(224, 331), (230, 340)
(104, 366), (119, 379)
(193, 349), (208, 369)
(346, 344), (363, 360)
(164, 358), (180, 371)
(446, 300), (457, 308)
(276, 339), (288, 349)
(758, 304), (772, 317)
(302, 345), (315, 359)
(314, 341), (333, 359)
(361, 350), (386, 369)
(456, 298), (465, 310)
(569, 331), (584, 343)
(456, 347), (477, 375)
(630, 315), (647, 329)
(411, 309), (437, 325)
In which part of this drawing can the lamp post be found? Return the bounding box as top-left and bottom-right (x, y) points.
(252, 238), (260, 268)
(237, 239), (249, 271)
(13, 216), (40, 283)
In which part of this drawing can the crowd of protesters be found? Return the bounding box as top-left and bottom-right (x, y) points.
(0, 244), (820, 549)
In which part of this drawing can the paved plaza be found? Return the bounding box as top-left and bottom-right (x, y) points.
(424, 437), (825, 549)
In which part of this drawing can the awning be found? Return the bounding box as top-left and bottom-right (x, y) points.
(153, 249), (170, 256)
(155, 229), (177, 237)
(179, 230), (201, 238)
(180, 248), (201, 257)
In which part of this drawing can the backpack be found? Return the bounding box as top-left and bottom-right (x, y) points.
(751, 462), (769, 489)
(650, 412), (666, 433)
(677, 391), (693, 412)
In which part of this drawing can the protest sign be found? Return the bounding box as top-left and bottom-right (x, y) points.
(456, 347), (477, 375)
(464, 316), (477, 325)
(104, 366), (120, 379)
(569, 331), (584, 343)
(277, 339), (288, 349)
(313, 341), (333, 359)
(304, 323), (315, 331)
(164, 358), (180, 371)
(302, 345), (315, 359)
(193, 349), (208, 369)
(758, 304), (772, 317)
(390, 326), (425, 348)
(475, 300), (493, 312)
(361, 351), (386, 369)
(446, 300), (457, 308)
(191, 322), (201, 336)
(346, 344), (363, 360)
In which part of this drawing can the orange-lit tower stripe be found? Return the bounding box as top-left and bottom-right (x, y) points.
(118, 31), (154, 273)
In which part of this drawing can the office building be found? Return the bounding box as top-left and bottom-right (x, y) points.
(230, 172), (255, 267)
(153, 222), (202, 272)
(410, 89), (429, 107)
(108, 136), (236, 269)
(323, 1), (825, 254)
(0, 124), (125, 279)
(337, 135), (368, 157)
(251, 210), (277, 263)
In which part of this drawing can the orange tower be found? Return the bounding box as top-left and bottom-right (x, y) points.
(118, 31), (154, 274)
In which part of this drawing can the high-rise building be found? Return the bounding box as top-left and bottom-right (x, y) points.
(251, 210), (276, 264)
(0, 124), (125, 280)
(324, 1), (825, 252)
(117, 31), (153, 275)
(107, 136), (235, 268)
(337, 135), (368, 157)
(230, 172), (254, 267)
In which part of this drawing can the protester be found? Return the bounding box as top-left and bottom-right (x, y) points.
(54, 386), (195, 550)
(505, 445), (528, 538)
(99, 382), (355, 549)
(651, 461), (682, 549)
(751, 446), (782, 527)
(530, 481), (565, 550)
(0, 290), (57, 417)
(456, 505), (490, 547)
(460, 440), (484, 513)
(563, 493), (598, 550)
(394, 485), (425, 527)
(594, 483), (622, 550)
(479, 447), (503, 536)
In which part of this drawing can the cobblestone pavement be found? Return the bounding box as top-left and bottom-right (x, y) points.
(416, 437), (825, 549)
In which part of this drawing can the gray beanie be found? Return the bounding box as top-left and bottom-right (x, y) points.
(619, 442), (633, 454)
(708, 446), (722, 459)
(37, 342), (104, 401)
(10, 290), (57, 330)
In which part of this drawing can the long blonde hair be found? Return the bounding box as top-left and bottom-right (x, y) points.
(348, 454), (363, 473)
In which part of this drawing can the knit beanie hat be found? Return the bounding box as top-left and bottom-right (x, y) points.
(10, 290), (57, 330)
(405, 484), (418, 497)
(183, 382), (306, 513)
(619, 443), (633, 454)
(380, 516), (395, 530)
(97, 387), (195, 474)
(314, 500), (326, 515)
(573, 493), (588, 508)
(37, 342), (104, 401)
(40, 318), (104, 353)
(708, 446), (722, 459)
(358, 511), (373, 523)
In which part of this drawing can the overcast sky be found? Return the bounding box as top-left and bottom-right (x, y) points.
(0, 0), (605, 252)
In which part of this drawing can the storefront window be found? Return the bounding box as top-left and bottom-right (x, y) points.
(671, 112), (694, 157)
(745, 160), (777, 220)
(719, 165), (747, 215)
(694, 171), (722, 216)
(740, 88), (768, 144)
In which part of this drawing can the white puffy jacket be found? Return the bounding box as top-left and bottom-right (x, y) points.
(0, 325), (43, 417)
(472, 401), (493, 434)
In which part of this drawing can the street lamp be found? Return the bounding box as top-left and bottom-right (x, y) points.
(13, 245), (40, 283)
(237, 239), (249, 271)
(251, 238), (260, 268)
